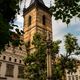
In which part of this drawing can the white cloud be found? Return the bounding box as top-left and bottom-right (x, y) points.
(14, 15), (24, 29)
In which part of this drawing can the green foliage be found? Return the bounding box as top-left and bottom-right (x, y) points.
(24, 33), (47, 80)
(0, 0), (22, 23)
(52, 57), (77, 80)
(64, 33), (80, 56)
(50, 0), (80, 24)
(53, 62), (63, 80)
(0, 0), (22, 52)
(24, 33), (80, 80)
(52, 33), (80, 80)
(32, 33), (44, 48)
(51, 40), (61, 56)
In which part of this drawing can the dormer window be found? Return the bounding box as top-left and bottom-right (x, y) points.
(42, 15), (46, 25)
(28, 16), (31, 26)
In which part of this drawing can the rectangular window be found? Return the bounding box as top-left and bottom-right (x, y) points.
(75, 75), (78, 80)
(68, 76), (71, 80)
(5, 64), (14, 77)
(18, 66), (24, 78)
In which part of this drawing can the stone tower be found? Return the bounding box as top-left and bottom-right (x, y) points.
(23, 0), (52, 50)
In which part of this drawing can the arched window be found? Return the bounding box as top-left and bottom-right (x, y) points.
(28, 16), (31, 26)
(42, 15), (46, 25)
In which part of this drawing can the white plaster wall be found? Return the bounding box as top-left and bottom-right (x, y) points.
(0, 62), (6, 77)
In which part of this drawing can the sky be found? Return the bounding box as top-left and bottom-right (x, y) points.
(14, 0), (80, 56)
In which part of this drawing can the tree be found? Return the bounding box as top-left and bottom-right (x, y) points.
(23, 33), (47, 80)
(23, 33), (61, 80)
(52, 33), (80, 80)
(50, 0), (80, 24)
(0, 0), (23, 52)
(23, 33), (80, 80)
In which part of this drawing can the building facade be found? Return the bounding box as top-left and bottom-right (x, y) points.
(66, 64), (80, 80)
(0, 45), (26, 80)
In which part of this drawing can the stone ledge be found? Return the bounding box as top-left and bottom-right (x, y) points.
(0, 77), (7, 80)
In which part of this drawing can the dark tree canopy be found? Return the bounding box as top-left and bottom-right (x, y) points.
(0, 0), (22, 52)
(0, 0), (22, 23)
(50, 0), (80, 24)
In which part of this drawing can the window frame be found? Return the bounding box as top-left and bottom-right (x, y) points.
(5, 64), (14, 77)
(18, 66), (24, 78)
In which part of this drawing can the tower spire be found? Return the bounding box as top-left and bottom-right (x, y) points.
(30, 0), (45, 6)
(23, 0), (51, 16)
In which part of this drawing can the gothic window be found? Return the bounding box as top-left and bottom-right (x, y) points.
(42, 15), (46, 25)
(5, 64), (14, 77)
(28, 41), (30, 48)
(28, 16), (31, 26)
(18, 66), (24, 78)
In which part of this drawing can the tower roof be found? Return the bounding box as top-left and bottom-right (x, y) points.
(23, 0), (52, 16)
(30, 0), (45, 6)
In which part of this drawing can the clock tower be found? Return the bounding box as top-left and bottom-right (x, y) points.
(23, 0), (52, 50)
(23, 0), (53, 79)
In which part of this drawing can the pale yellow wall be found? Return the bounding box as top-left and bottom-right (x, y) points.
(23, 7), (52, 46)
(36, 8), (52, 32)
(24, 8), (37, 42)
